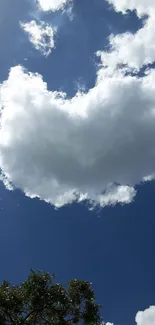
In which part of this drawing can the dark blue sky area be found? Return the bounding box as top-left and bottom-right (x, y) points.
(0, 181), (155, 325)
(0, 1), (154, 325)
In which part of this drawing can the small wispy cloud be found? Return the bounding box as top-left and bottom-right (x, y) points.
(36, 0), (71, 12)
(20, 20), (56, 57)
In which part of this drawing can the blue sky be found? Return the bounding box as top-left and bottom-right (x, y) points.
(0, 0), (155, 325)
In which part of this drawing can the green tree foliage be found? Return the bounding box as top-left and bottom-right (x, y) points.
(0, 270), (101, 325)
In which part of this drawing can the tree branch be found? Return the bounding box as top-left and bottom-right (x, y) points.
(5, 311), (16, 325)
(20, 310), (36, 324)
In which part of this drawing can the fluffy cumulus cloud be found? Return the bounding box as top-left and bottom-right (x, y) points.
(98, 185), (136, 208)
(1, 0), (155, 208)
(0, 63), (155, 207)
(97, 0), (155, 73)
(36, 0), (70, 12)
(107, 0), (155, 16)
(136, 306), (155, 325)
(20, 20), (55, 57)
(97, 15), (155, 72)
(106, 306), (155, 325)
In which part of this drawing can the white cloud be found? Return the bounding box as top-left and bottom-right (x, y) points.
(105, 306), (155, 325)
(0, 64), (155, 207)
(107, 0), (155, 16)
(98, 185), (136, 208)
(97, 15), (155, 73)
(96, 0), (155, 75)
(136, 306), (155, 325)
(37, 0), (70, 12)
(143, 170), (155, 181)
(21, 20), (55, 57)
(1, 0), (155, 208)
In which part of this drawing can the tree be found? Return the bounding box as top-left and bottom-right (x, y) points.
(0, 270), (101, 325)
